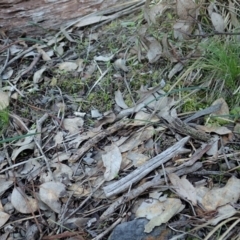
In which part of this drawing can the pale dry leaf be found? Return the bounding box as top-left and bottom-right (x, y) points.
(119, 126), (155, 153)
(51, 163), (73, 181)
(168, 62), (184, 79)
(2, 67), (13, 80)
(146, 37), (162, 63)
(114, 59), (128, 72)
(208, 204), (237, 226)
(168, 173), (197, 205)
(200, 176), (240, 211)
(74, 15), (110, 28)
(210, 12), (225, 32)
(39, 182), (66, 213)
(55, 42), (65, 56)
(173, 20), (193, 40)
(13, 129), (36, 146)
(196, 125), (232, 135)
(205, 135), (219, 157)
(91, 109), (102, 118)
(11, 187), (38, 214)
(148, 3), (171, 24)
(75, 58), (84, 72)
(94, 55), (114, 62)
(21, 159), (41, 176)
(176, 0), (196, 20)
(68, 183), (90, 197)
(11, 142), (35, 161)
(67, 130), (98, 149)
(211, 98), (229, 118)
(127, 152), (150, 167)
(63, 117), (84, 134)
(58, 62), (78, 71)
(0, 207), (10, 228)
(131, 111), (159, 126)
(229, 1), (240, 28)
(115, 90), (129, 109)
(53, 131), (63, 145)
(0, 175), (13, 196)
(102, 144), (122, 181)
(162, 36), (178, 63)
(52, 152), (71, 163)
(0, 90), (9, 110)
(135, 198), (184, 233)
(82, 62), (97, 80)
(33, 67), (47, 83)
(37, 47), (51, 61)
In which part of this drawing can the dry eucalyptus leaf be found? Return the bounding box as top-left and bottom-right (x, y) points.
(58, 62), (78, 71)
(208, 204), (237, 225)
(200, 176), (240, 211)
(115, 90), (129, 109)
(0, 90), (9, 110)
(51, 163), (73, 181)
(168, 62), (184, 79)
(11, 187), (38, 214)
(102, 144), (122, 181)
(11, 142), (35, 161)
(13, 129), (36, 146)
(114, 59), (128, 72)
(0, 201), (10, 228)
(63, 118), (84, 134)
(146, 37), (162, 63)
(53, 131), (64, 145)
(74, 15), (109, 28)
(136, 198), (184, 233)
(168, 173), (197, 205)
(210, 12), (225, 32)
(0, 175), (13, 196)
(176, 0), (196, 20)
(33, 67), (46, 84)
(2, 67), (13, 80)
(39, 182), (66, 213)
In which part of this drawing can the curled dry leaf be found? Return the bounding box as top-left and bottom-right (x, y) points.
(33, 67), (46, 84)
(11, 187), (38, 214)
(11, 142), (35, 161)
(39, 182), (66, 213)
(115, 90), (129, 109)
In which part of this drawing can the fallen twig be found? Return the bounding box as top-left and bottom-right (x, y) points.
(101, 162), (202, 219)
(103, 136), (190, 198)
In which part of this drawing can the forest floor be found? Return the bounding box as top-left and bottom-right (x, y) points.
(1, 0), (240, 239)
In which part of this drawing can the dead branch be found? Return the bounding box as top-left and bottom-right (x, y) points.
(103, 136), (190, 198)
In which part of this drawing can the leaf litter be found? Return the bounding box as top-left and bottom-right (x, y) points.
(0, 0), (240, 239)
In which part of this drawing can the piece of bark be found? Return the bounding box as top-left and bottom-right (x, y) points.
(0, 0), (136, 38)
(103, 136), (190, 198)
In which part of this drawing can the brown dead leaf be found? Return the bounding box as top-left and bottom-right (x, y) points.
(168, 173), (197, 205)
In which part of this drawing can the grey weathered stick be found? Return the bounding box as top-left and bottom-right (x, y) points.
(103, 136), (190, 198)
(101, 162), (202, 219)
